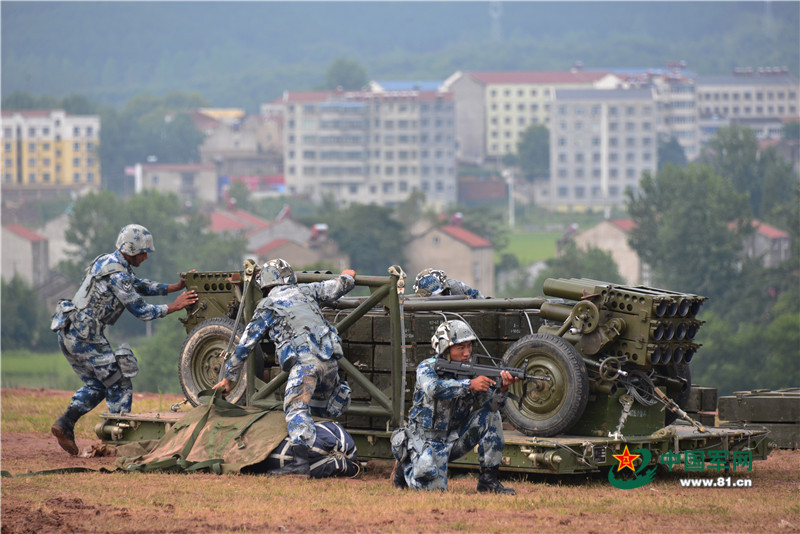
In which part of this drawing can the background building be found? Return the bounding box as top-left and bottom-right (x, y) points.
(281, 88), (457, 208)
(1, 109), (101, 201)
(541, 88), (658, 213)
(443, 70), (620, 164)
(403, 223), (494, 295)
(696, 68), (799, 146)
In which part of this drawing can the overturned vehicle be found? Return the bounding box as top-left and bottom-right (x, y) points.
(97, 264), (771, 475)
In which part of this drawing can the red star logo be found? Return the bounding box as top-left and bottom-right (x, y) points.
(613, 445), (641, 472)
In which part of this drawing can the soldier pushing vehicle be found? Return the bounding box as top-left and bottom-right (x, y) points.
(49, 224), (198, 455)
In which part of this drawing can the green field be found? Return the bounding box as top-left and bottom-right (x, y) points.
(496, 231), (561, 266)
(0, 350), (83, 390)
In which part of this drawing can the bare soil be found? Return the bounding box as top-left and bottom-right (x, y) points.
(2, 388), (799, 533)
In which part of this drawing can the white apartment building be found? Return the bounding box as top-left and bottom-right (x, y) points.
(443, 70), (620, 164)
(542, 88), (658, 213)
(281, 89), (457, 208)
(696, 69), (800, 146)
(612, 67), (701, 161)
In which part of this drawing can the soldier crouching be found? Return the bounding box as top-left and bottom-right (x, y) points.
(391, 319), (518, 493)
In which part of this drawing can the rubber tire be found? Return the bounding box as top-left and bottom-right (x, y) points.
(501, 333), (589, 437)
(178, 317), (264, 407)
(657, 363), (692, 425)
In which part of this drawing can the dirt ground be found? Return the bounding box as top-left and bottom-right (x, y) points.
(2, 388), (799, 533)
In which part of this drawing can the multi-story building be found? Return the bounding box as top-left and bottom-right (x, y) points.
(195, 108), (283, 179)
(281, 88), (457, 207)
(542, 88), (658, 213)
(443, 70), (620, 164)
(695, 68), (800, 146)
(1, 110), (101, 196)
(612, 65), (700, 160)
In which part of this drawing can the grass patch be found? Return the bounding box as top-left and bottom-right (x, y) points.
(496, 231), (561, 266)
(0, 350), (82, 390)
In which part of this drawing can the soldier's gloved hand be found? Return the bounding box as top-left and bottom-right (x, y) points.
(468, 376), (495, 392)
(342, 269), (356, 278)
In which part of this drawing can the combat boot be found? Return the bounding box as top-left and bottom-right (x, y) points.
(271, 444), (310, 477)
(392, 460), (408, 490)
(477, 466), (516, 495)
(51, 407), (82, 456)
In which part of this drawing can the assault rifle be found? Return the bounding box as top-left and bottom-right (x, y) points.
(434, 356), (550, 408)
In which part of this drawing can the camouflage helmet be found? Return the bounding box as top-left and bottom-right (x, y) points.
(413, 268), (448, 297)
(116, 224), (155, 256)
(258, 258), (296, 289)
(431, 320), (477, 356)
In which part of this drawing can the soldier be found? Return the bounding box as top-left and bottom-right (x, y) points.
(391, 319), (518, 493)
(413, 268), (485, 299)
(49, 224), (198, 455)
(213, 258), (356, 476)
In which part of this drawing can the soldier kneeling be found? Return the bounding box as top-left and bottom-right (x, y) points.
(391, 320), (518, 494)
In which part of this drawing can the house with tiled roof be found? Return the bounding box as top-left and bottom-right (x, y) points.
(130, 163), (218, 204)
(731, 219), (791, 268)
(403, 223), (495, 295)
(442, 70), (620, 164)
(207, 207), (348, 270)
(2, 224), (49, 286)
(572, 219), (649, 285)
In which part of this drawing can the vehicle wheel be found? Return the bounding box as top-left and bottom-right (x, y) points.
(178, 317), (264, 406)
(501, 333), (589, 437)
(657, 363), (691, 425)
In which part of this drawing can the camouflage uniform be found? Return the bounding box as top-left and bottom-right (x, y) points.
(443, 279), (485, 299)
(51, 250), (169, 415)
(395, 356), (508, 491)
(224, 274), (355, 448)
(413, 268), (485, 299)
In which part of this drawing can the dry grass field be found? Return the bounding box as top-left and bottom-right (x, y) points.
(2, 388), (798, 533)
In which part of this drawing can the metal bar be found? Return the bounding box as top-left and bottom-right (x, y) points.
(250, 370), (289, 403)
(400, 297), (546, 311)
(334, 283), (392, 334)
(339, 358), (393, 415)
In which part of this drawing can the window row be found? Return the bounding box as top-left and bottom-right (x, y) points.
(556, 167), (648, 180)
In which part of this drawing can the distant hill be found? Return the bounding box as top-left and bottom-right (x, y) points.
(2, 2), (798, 112)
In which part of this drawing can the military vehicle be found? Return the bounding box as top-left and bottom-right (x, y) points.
(96, 264), (771, 475)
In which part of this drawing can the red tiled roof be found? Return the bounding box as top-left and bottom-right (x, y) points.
(283, 91), (335, 103)
(209, 209), (272, 234)
(232, 210), (271, 229)
(728, 219), (790, 239)
(752, 220), (789, 239)
(1, 109), (59, 118)
(253, 238), (292, 256)
(209, 212), (250, 233)
(611, 219), (637, 232)
(439, 225), (492, 248)
(469, 71), (611, 85)
(3, 224), (47, 242)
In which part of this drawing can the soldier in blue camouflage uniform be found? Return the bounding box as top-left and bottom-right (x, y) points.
(391, 320), (517, 493)
(49, 224), (198, 455)
(413, 268), (485, 299)
(214, 258), (356, 476)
